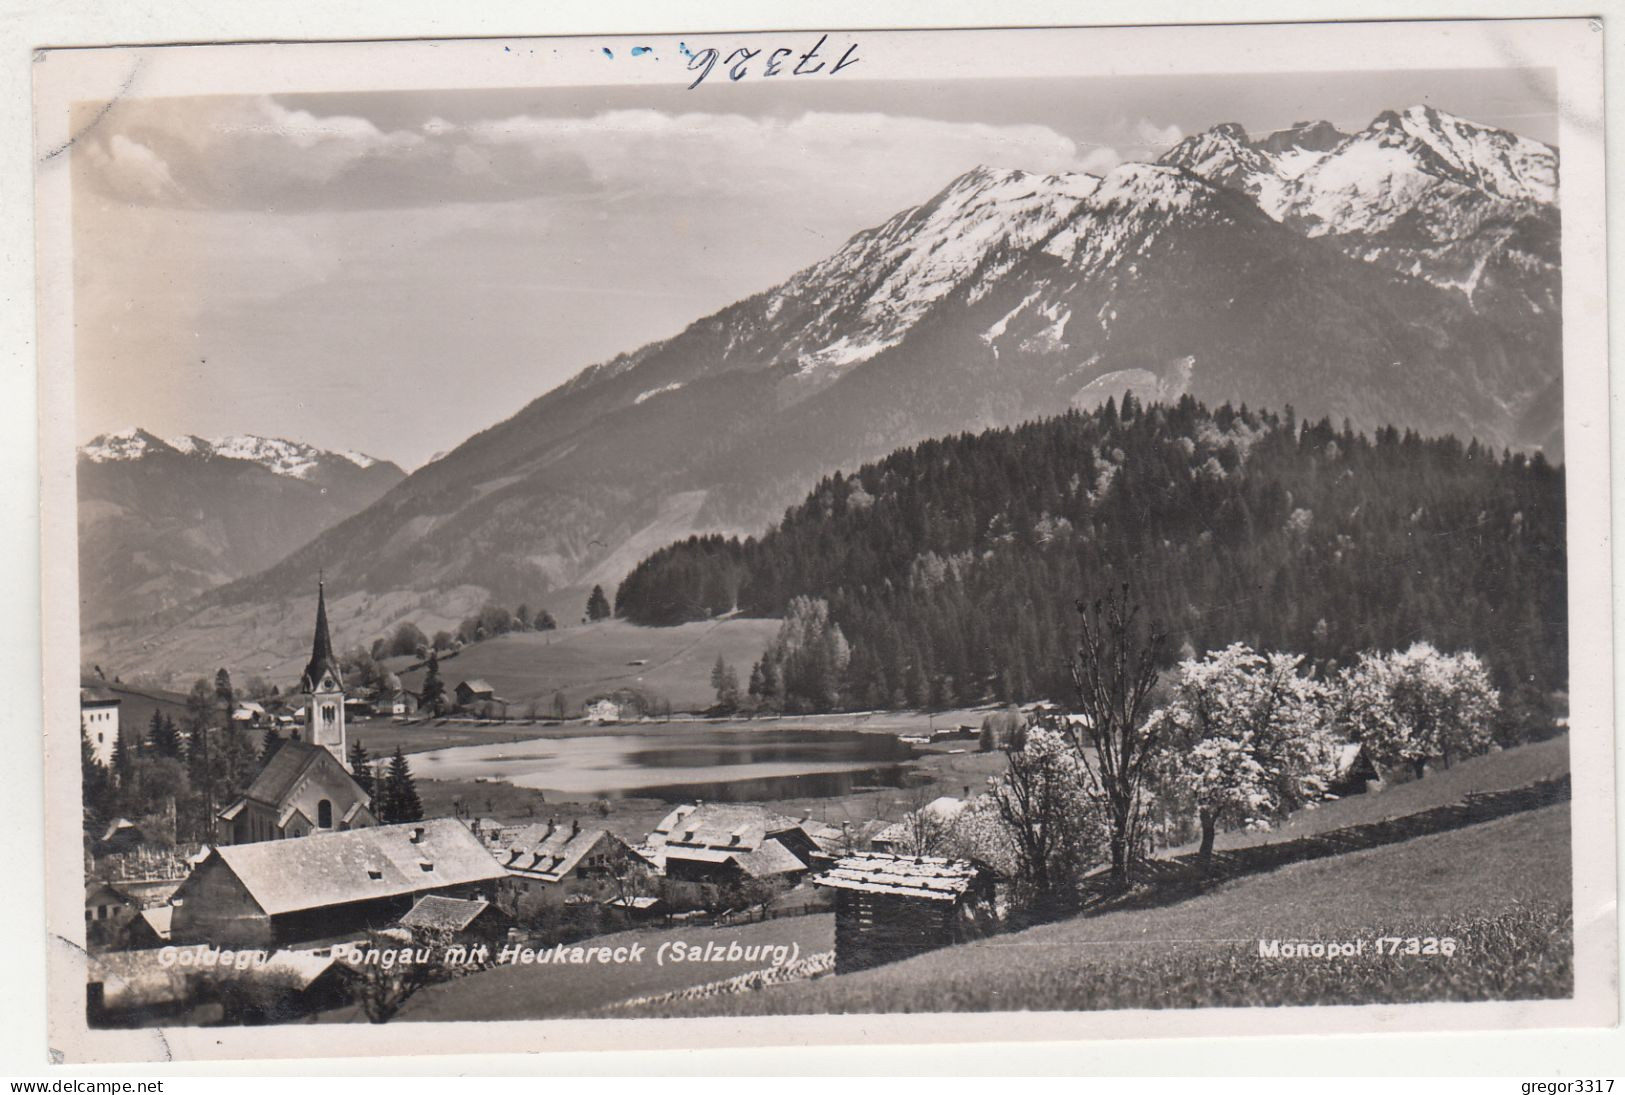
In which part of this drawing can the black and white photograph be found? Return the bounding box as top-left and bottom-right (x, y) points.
(28, 15), (1615, 1063)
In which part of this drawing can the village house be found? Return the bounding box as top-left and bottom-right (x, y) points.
(815, 852), (997, 974)
(870, 796), (966, 855)
(230, 700), (267, 728)
(85, 880), (140, 947)
(644, 803), (824, 888)
(453, 678), (497, 708)
(497, 819), (641, 914)
(395, 894), (511, 943)
(217, 740), (376, 844)
(169, 818), (511, 948)
(80, 684), (122, 767)
(381, 689), (419, 718)
(88, 947), (355, 1028)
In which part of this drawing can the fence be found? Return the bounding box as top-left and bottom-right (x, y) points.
(608, 950), (836, 1011)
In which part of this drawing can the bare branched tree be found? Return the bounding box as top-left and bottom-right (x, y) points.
(1064, 585), (1166, 889)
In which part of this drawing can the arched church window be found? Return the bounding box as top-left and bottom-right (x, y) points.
(318, 799), (333, 828)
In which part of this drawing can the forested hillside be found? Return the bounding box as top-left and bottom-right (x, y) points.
(616, 397), (1565, 710)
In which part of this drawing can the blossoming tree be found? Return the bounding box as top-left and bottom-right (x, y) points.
(1150, 643), (1337, 861)
(1337, 641), (1499, 780)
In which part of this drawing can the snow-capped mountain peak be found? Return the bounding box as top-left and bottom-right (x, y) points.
(734, 163), (1105, 380)
(80, 430), (389, 480)
(80, 427), (177, 463)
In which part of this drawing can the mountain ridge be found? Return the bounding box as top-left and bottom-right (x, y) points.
(82, 104), (1565, 683)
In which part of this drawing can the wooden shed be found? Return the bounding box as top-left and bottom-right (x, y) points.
(814, 852), (996, 974)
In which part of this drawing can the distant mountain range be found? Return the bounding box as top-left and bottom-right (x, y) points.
(78, 428), (403, 627)
(82, 105), (1563, 682)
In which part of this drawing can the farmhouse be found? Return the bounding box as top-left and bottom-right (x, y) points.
(1330, 741), (1386, 796)
(80, 685), (122, 766)
(870, 796), (966, 855)
(85, 880), (139, 946)
(498, 819), (641, 913)
(230, 701), (267, 727)
(454, 679), (498, 707)
(815, 852), (997, 974)
(396, 894), (511, 943)
(217, 740), (376, 845)
(169, 818), (509, 948)
(646, 803), (822, 886)
(87, 947), (354, 1027)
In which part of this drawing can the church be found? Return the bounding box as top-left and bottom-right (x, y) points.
(217, 581), (377, 845)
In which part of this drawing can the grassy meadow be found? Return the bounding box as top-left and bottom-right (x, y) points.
(620, 801), (1573, 1017)
(395, 617), (781, 713)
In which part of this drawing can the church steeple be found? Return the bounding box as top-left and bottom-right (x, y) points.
(299, 577), (344, 694)
(299, 578), (347, 762)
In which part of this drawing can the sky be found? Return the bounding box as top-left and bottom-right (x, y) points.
(72, 67), (1558, 470)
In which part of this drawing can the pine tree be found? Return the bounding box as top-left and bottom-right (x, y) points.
(260, 727), (282, 767)
(81, 721), (110, 841)
(348, 740), (374, 798)
(420, 653), (446, 715)
(369, 759), (394, 822)
(214, 667), (234, 711)
(149, 713), (182, 759)
(110, 730), (129, 785)
(385, 747), (422, 823)
(586, 585), (612, 621)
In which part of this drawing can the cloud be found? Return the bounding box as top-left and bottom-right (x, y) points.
(74, 96), (1116, 213)
(82, 134), (182, 202)
(1133, 119), (1184, 149)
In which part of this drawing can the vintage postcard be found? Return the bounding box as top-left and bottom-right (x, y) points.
(32, 16), (1614, 1064)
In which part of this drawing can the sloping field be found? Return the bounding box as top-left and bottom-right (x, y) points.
(626, 800), (1572, 1016)
(397, 617), (781, 713)
(1198, 734), (1570, 855)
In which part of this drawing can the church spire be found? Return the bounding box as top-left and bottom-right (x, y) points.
(299, 577), (344, 694)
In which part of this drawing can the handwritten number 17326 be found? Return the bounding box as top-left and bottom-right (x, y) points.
(686, 34), (860, 90)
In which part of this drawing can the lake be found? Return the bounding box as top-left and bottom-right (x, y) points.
(407, 727), (920, 802)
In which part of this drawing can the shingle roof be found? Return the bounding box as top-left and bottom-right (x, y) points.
(202, 818), (508, 916)
(398, 895), (491, 932)
(735, 838), (812, 879)
(650, 803), (810, 853)
(500, 823), (620, 883)
(814, 852), (989, 901)
(458, 679), (494, 695)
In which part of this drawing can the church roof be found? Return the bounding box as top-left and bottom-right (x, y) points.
(231, 740), (362, 812)
(298, 581), (344, 694)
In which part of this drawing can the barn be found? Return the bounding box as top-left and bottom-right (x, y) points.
(814, 852), (997, 974)
(168, 818), (509, 948)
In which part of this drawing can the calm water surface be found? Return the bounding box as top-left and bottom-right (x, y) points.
(409, 728), (920, 802)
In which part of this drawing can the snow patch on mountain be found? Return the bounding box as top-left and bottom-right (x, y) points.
(634, 381), (686, 404)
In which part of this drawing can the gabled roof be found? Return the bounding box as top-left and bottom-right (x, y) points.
(814, 852), (989, 901)
(500, 823), (622, 883)
(735, 838), (813, 879)
(199, 818), (508, 916)
(649, 803), (813, 853)
(235, 740), (363, 810)
(398, 895), (492, 932)
(298, 581), (344, 694)
(456, 679), (495, 695)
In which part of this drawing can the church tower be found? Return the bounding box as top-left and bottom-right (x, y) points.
(299, 579), (346, 762)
